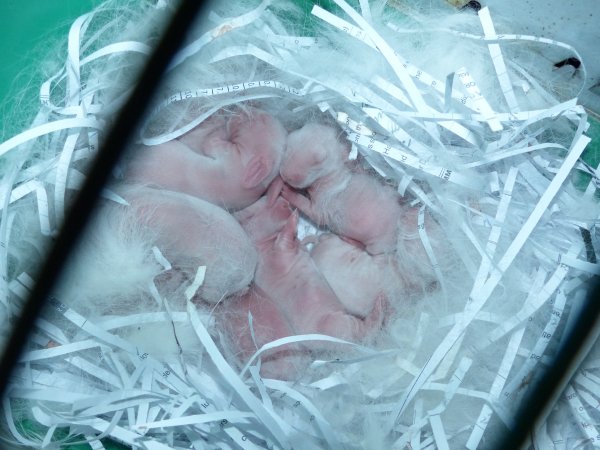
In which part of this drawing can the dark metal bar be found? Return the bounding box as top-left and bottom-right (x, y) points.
(0, 0), (206, 398)
(492, 279), (600, 449)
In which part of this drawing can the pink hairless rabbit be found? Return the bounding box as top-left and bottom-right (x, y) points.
(126, 107), (287, 211)
(222, 192), (385, 378)
(217, 285), (310, 380)
(309, 233), (396, 318)
(119, 184), (257, 304)
(252, 210), (385, 341)
(223, 194), (310, 379)
(279, 123), (403, 255)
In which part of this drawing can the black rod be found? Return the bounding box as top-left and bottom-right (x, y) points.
(492, 279), (600, 449)
(0, 0), (206, 399)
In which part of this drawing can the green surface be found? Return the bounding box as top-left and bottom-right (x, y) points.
(584, 116), (600, 167)
(17, 420), (128, 450)
(0, 0), (100, 136)
(573, 115), (600, 193)
(0, 4), (113, 450)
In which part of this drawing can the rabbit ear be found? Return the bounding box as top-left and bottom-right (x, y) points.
(266, 176), (284, 206)
(274, 211), (298, 251)
(242, 156), (270, 189)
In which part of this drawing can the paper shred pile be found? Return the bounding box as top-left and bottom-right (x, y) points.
(1, 1), (599, 449)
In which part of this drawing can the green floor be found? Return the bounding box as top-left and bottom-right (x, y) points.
(0, 1), (99, 107)
(574, 114), (600, 193)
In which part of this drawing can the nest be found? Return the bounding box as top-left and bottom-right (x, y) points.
(0, 0), (599, 448)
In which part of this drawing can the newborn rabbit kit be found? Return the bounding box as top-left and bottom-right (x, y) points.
(1, 0), (600, 449)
